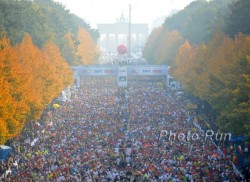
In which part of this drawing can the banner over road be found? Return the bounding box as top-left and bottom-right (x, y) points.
(78, 66), (116, 76)
(128, 66), (167, 76)
(75, 65), (168, 76)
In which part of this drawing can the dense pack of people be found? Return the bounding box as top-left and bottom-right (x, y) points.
(0, 77), (247, 181)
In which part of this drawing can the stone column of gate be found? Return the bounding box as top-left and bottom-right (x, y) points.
(136, 33), (140, 49)
(115, 34), (118, 48)
(106, 34), (110, 53)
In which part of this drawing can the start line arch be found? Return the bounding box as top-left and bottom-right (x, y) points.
(72, 65), (178, 89)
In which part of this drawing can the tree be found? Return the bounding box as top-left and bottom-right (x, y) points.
(171, 31), (250, 138)
(223, 0), (250, 37)
(0, 0), (99, 65)
(170, 40), (196, 92)
(0, 79), (15, 144)
(76, 28), (100, 65)
(0, 33), (74, 144)
(143, 26), (165, 64)
(164, 0), (234, 44)
(14, 34), (51, 121)
(0, 34), (29, 144)
(154, 30), (183, 65)
(61, 33), (81, 66)
(213, 34), (250, 137)
(42, 41), (73, 90)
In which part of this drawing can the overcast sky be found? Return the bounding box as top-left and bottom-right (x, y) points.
(54, 0), (196, 29)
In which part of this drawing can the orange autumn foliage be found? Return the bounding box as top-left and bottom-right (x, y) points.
(14, 34), (47, 121)
(0, 35), (29, 144)
(0, 33), (73, 144)
(42, 41), (74, 91)
(76, 28), (100, 65)
(155, 30), (183, 65)
(170, 31), (250, 137)
(61, 33), (81, 66)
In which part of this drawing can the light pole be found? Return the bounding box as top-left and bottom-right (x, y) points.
(128, 4), (131, 58)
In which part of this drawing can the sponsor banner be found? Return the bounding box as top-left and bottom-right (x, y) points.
(79, 66), (116, 76)
(77, 65), (168, 76)
(128, 66), (167, 75)
(118, 66), (127, 87)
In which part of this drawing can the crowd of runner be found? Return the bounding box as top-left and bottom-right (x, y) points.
(0, 78), (247, 181)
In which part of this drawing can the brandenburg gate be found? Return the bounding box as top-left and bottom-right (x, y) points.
(97, 14), (148, 53)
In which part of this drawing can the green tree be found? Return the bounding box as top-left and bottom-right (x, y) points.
(164, 0), (234, 44)
(0, 0), (100, 64)
(171, 31), (250, 138)
(223, 0), (250, 37)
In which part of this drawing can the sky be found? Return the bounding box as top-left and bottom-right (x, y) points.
(54, 0), (196, 29)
